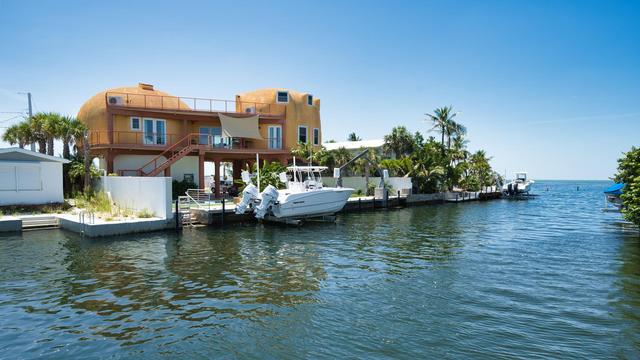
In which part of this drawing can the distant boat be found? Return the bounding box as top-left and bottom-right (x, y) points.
(603, 183), (624, 212)
(502, 172), (535, 195)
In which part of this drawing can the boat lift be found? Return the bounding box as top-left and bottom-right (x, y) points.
(333, 148), (388, 189)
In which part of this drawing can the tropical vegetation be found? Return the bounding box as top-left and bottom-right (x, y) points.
(2, 112), (96, 194)
(614, 146), (640, 227)
(290, 106), (499, 194)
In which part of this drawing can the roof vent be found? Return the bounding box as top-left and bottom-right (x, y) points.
(138, 83), (154, 90)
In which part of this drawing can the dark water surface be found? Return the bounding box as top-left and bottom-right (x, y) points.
(1, 181), (639, 359)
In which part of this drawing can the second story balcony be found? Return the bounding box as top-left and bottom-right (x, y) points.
(105, 91), (286, 117)
(88, 130), (284, 152)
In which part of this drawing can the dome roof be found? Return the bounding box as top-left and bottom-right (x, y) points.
(237, 88), (318, 106)
(77, 83), (188, 123)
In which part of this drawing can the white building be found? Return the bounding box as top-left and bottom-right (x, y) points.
(0, 148), (69, 206)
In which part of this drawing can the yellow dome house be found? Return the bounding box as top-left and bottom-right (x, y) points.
(77, 83), (322, 197)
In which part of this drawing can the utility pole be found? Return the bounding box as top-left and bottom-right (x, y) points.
(21, 92), (35, 151)
(27, 93), (35, 151)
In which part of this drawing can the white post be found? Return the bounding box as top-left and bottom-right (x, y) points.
(256, 153), (260, 191)
(293, 156), (297, 182)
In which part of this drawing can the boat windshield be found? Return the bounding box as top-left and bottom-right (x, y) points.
(516, 173), (527, 181)
(285, 166), (327, 191)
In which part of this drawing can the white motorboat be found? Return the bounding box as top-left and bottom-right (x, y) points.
(502, 172), (535, 195)
(235, 165), (354, 220)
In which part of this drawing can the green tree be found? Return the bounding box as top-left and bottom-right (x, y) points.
(291, 142), (327, 165)
(347, 132), (361, 141)
(410, 137), (448, 193)
(27, 113), (48, 154)
(59, 116), (86, 159)
(2, 124), (22, 148)
(383, 126), (415, 158)
(253, 161), (287, 191)
(42, 112), (64, 156)
(426, 106), (458, 152)
(614, 146), (640, 226)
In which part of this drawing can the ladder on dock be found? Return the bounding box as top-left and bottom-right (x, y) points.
(20, 216), (60, 230)
(177, 196), (194, 226)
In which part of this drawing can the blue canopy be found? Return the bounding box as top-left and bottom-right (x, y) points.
(604, 183), (624, 195)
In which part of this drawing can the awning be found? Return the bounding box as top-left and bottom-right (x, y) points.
(218, 113), (263, 139)
(604, 183), (624, 195)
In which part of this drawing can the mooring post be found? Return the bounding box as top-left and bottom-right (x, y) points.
(372, 195), (375, 210)
(358, 197), (362, 211)
(175, 199), (180, 230)
(221, 198), (225, 226)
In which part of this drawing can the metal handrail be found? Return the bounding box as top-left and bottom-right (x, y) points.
(88, 130), (284, 150)
(185, 188), (214, 209)
(137, 133), (210, 176)
(88, 130), (182, 146)
(78, 210), (95, 224)
(105, 91), (286, 116)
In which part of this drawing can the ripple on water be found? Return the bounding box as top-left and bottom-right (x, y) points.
(0, 180), (639, 359)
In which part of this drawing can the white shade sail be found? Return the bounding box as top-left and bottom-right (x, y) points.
(218, 113), (263, 139)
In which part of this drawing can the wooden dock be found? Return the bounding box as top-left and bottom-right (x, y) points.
(180, 191), (502, 227)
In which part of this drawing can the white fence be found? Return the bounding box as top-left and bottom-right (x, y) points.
(98, 176), (173, 219)
(322, 176), (412, 194)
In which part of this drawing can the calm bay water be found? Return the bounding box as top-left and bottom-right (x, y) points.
(1, 180), (639, 359)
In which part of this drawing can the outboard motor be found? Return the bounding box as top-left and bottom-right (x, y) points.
(235, 183), (259, 214)
(254, 185), (279, 219)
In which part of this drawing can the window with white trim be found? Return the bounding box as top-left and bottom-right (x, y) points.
(298, 126), (308, 144)
(313, 128), (319, 145)
(277, 91), (289, 103)
(307, 94), (313, 106)
(130, 117), (141, 131)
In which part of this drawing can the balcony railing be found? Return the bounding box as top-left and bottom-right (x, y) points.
(105, 91), (286, 116)
(88, 130), (283, 150)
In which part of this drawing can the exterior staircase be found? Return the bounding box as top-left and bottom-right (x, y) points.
(137, 133), (208, 177)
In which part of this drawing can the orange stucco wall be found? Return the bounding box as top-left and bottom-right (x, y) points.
(77, 84), (321, 150)
(236, 88), (321, 150)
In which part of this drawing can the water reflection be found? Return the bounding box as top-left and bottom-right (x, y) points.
(1, 180), (639, 358)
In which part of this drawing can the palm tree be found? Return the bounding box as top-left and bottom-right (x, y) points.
(27, 113), (47, 154)
(383, 126), (415, 158)
(2, 124), (21, 148)
(17, 122), (34, 149)
(426, 106), (461, 153)
(42, 112), (63, 156)
(347, 132), (361, 141)
(59, 116), (86, 159)
(445, 119), (467, 151)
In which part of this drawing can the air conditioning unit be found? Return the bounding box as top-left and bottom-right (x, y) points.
(244, 106), (256, 114)
(107, 96), (125, 106)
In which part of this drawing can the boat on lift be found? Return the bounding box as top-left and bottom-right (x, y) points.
(235, 165), (354, 220)
(502, 172), (535, 195)
(603, 183), (624, 212)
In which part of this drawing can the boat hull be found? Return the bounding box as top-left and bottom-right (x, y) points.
(271, 188), (354, 219)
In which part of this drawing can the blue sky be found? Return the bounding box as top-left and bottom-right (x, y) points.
(1, 0), (638, 180)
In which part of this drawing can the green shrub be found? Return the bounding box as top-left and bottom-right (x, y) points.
(136, 208), (155, 218)
(615, 146), (640, 226)
(172, 179), (197, 199)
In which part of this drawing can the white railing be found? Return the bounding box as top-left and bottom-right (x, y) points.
(78, 210), (95, 224)
(185, 188), (214, 209)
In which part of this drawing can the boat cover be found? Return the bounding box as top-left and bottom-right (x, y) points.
(604, 183), (624, 195)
